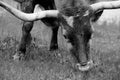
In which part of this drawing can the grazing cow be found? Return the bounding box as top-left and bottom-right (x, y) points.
(0, 0), (120, 71)
(13, 0), (59, 60)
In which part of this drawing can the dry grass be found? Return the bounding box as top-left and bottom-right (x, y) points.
(0, 18), (120, 80)
(0, 0), (120, 80)
(0, 22), (120, 80)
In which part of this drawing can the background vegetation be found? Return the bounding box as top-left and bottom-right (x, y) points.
(0, 0), (120, 80)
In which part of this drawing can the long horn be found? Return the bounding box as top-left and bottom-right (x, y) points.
(0, 1), (59, 21)
(90, 1), (120, 12)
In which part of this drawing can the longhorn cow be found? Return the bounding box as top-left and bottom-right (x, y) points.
(0, 0), (120, 71)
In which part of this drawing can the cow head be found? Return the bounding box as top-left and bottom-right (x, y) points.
(58, 5), (104, 71)
(59, 6), (94, 65)
(0, 0), (120, 71)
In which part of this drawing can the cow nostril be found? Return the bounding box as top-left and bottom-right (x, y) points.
(80, 33), (84, 37)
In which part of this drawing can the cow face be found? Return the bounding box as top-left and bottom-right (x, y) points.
(59, 6), (94, 66)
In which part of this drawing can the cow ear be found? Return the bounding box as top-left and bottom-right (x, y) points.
(91, 10), (103, 22)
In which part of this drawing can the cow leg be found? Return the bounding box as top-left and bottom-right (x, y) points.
(49, 26), (59, 50)
(13, 1), (35, 60)
(13, 21), (33, 60)
(32, 4), (59, 51)
(19, 21), (33, 54)
(18, 4), (42, 53)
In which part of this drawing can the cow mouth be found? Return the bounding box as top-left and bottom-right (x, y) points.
(76, 60), (94, 71)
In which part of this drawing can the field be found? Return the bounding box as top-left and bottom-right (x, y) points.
(0, 0), (120, 80)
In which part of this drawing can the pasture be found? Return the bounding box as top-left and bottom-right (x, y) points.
(0, 0), (120, 80)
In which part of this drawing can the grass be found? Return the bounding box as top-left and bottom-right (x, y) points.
(1, 1), (120, 79)
(0, 21), (120, 80)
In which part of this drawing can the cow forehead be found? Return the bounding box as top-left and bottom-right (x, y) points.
(59, 6), (92, 24)
(60, 10), (91, 28)
(59, 16), (92, 37)
(59, 6), (93, 34)
(60, 5), (91, 16)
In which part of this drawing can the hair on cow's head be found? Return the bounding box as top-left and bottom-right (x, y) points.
(58, 4), (94, 31)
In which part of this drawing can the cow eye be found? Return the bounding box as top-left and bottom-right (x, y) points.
(63, 34), (67, 39)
